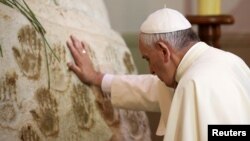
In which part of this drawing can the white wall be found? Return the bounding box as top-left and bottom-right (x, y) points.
(104, 0), (184, 33)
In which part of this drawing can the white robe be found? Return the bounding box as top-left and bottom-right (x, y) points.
(110, 42), (250, 141)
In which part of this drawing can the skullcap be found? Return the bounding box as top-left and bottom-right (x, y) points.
(140, 8), (191, 33)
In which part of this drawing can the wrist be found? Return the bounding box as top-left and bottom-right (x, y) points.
(92, 72), (104, 87)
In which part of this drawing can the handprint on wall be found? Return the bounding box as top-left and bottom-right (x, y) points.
(71, 83), (95, 130)
(12, 25), (43, 80)
(30, 87), (59, 136)
(122, 111), (148, 141)
(20, 123), (40, 141)
(0, 71), (19, 128)
(104, 45), (120, 74)
(91, 87), (120, 126)
(63, 129), (82, 141)
(48, 43), (71, 92)
(123, 52), (135, 74)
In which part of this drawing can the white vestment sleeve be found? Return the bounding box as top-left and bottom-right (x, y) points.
(110, 74), (174, 136)
(111, 74), (159, 111)
(101, 74), (114, 93)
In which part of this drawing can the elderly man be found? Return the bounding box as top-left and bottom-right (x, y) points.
(66, 8), (250, 141)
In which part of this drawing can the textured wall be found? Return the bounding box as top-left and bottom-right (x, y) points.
(0, 0), (151, 141)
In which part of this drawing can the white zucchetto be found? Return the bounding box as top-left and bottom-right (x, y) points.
(140, 8), (191, 34)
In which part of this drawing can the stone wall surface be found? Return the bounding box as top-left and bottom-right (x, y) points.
(0, 0), (151, 141)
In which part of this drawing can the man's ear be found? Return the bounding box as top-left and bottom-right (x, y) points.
(156, 41), (171, 62)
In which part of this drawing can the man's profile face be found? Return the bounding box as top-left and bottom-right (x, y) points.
(138, 37), (167, 81)
(138, 35), (177, 88)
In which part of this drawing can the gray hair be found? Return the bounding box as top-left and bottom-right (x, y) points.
(140, 28), (200, 49)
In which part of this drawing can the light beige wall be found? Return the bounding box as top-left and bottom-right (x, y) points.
(104, 0), (185, 33)
(105, 0), (250, 34)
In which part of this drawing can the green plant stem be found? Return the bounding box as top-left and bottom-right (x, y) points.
(13, 0), (45, 34)
(42, 36), (60, 62)
(53, 0), (59, 6)
(21, 0), (45, 33)
(43, 39), (50, 89)
(0, 44), (3, 57)
(0, 0), (13, 7)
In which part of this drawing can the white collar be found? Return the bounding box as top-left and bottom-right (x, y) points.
(175, 42), (209, 82)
